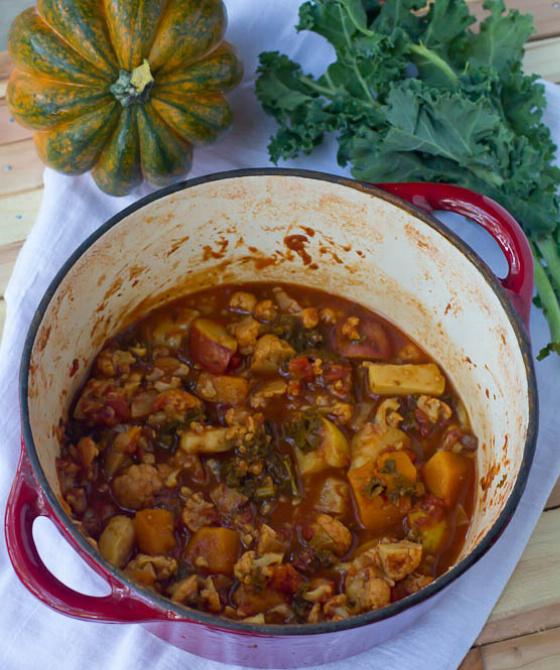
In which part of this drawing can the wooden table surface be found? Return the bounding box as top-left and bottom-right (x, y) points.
(1, 3), (560, 667)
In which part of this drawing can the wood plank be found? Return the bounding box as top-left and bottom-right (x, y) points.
(545, 476), (560, 510)
(477, 508), (560, 645)
(0, 240), (23, 296)
(468, 0), (560, 41)
(0, 298), (5, 342)
(524, 37), (560, 84)
(0, 138), (44, 196)
(0, 51), (12, 100)
(0, 100), (33, 145)
(460, 647), (486, 670)
(0, 187), (42, 248)
(480, 627), (560, 670)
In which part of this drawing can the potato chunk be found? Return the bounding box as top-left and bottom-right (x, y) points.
(315, 478), (351, 517)
(196, 373), (249, 406)
(365, 363), (445, 396)
(295, 418), (350, 476)
(190, 318), (238, 374)
(308, 514), (353, 557)
(99, 516), (135, 568)
(180, 425), (245, 454)
(143, 307), (199, 348)
(186, 527), (240, 575)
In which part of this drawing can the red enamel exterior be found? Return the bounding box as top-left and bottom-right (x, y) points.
(4, 175), (536, 668)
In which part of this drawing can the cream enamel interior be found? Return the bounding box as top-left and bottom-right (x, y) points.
(26, 174), (529, 565)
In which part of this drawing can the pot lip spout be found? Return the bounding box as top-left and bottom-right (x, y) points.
(16, 167), (539, 635)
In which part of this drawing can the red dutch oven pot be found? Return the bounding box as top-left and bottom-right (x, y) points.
(5, 170), (537, 668)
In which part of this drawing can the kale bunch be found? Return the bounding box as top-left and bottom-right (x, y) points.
(256, 0), (560, 358)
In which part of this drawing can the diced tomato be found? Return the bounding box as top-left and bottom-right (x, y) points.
(414, 408), (431, 437)
(324, 363), (351, 382)
(288, 356), (315, 382)
(106, 394), (131, 422)
(270, 564), (304, 596)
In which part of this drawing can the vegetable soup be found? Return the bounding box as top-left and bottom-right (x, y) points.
(57, 283), (478, 624)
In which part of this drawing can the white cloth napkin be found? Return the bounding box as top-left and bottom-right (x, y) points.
(1, 2), (560, 669)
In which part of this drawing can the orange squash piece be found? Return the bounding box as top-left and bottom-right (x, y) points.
(186, 527), (240, 575)
(133, 508), (176, 555)
(423, 451), (469, 506)
(377, 451), (417, 494)
(349, 451), (418, 532)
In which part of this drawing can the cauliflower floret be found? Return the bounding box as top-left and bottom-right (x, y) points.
(328, 402), (354, 425)
(303, 578), (334, 604)
(300, 307), (319, 329)
(152, 389), (201, 421)
(229, 291), (257, 313)
(341, 317), (360, 341)
(375, 398), (403, 427)
(250, 335), (296, 374)
(249, 380), (287, 409)
(76, 436), (99, 468)
(323, 594), (351, 620)
(229, 316), (261, 355)
(345, 567), (391, 612)
(393, 573), (434, 600)
(169, 574), (199, 604)
(112, 464), (163, 510)
(182, 492), (219, 532)
(308, 514), (352, 557)
(210, 484), (248, 516)
(200, 575), (222, 613)
(253, 299), (277, 322)
(377, 541), (423, 582)
(234, 550), (283, 584)
(416, 395), (452, 424)
(234, 550), (256, 583)
(96, 349), (135, 376)
(256, 524), (290, 556)
(126, 553), (177, 581)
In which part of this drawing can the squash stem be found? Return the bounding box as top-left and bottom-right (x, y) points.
(110, 59), (154, 107)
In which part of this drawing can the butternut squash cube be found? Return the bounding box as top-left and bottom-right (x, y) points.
(423, 451), (469, 506)
(186, 527), (240, 575)
(348, 462), (411, 532)
(133, 508), (176, 555)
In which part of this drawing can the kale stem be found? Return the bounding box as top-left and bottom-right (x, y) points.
(408, 43), (459, 83)
(342, 1), (374, 36)
(535, 238), (560, 292)
(530, 242), (560, 358)
(300, 75), (337, 97)
(338, 4), (377, 105)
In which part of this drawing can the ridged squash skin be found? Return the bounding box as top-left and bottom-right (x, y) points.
(7, 0), (243, 196)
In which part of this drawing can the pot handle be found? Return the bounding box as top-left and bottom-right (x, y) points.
(376, 182), (533, 330)
(5, 448), (172, 623)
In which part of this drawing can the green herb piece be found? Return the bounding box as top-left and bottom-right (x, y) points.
(362, 476), (385, 498)
(285, 413), (324, 452)
(256, 0), (560, 357)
